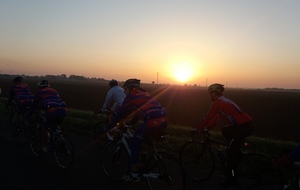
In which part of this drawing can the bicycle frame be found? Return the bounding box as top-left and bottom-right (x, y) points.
(108, 124), (133, 155)
(195, 131), (228, 161)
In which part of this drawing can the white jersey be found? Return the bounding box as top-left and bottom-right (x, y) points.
(101, 86), (126, 112)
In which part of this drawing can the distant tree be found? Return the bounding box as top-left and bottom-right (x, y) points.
(60, 74), (67, 78)
(69, 75), (87, 80)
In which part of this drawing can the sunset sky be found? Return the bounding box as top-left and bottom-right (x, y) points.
(1, 1), (300, 89)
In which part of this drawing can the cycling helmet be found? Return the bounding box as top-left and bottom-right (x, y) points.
(37, 80), (50, 87)
(123, 78), (141, 88)
(13, 76), (23, 84)
(109, 79), (118, 88)
(208, 83), (224, 93)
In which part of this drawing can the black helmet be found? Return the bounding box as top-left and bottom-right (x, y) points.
(123, 78), (141, 88)
(109, 79), (118, 88)
(208, 83), (224, 93)
(13, 76), (23, 84)
(37, 80), (50, 87)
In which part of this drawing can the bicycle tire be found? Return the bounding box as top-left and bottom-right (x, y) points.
(179, 141), (215, 182)
(94, 121), (105, 140)
(239, 153), (278, 181)
(146, 152), (186, 190)
(54, 133), (75, 169)
(101, 141), (130, 181)
(246, 182), (283, 190)
(10, 111), (21, 136)
(29, 122), (43, 157)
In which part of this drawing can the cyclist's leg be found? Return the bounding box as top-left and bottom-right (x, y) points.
(129, 124), (144, 177)
(136, 119), (168, 171)
(47, 109), (67, 150)
(221, 122), (254, 187)
(221, 125), (241, 187)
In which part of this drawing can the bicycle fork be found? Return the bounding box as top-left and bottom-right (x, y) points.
(148, 153), (172, 183)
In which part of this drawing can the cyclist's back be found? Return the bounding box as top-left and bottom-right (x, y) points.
(105, 78), (168, 182)
(33, 80), (67, 127)
(195, 83), (254, 188)
(8, 76), (34, 112)
(100, 79), (126, 113)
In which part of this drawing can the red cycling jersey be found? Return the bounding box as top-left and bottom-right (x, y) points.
(198, 95), (252, 130)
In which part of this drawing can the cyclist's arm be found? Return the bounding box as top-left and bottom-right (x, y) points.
(197, 102), (220, 131)
(126, 113), (139, 126)
(101, 90), (113, 112)
(104, 106), (127, 132)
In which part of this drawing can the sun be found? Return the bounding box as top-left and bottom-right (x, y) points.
(172, 62), (193, 83)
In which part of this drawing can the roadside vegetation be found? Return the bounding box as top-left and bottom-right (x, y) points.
(0, 97), (296, 159)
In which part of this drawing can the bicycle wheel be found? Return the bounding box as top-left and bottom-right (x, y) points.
(54, 133), (75, 169)
(94, 122), (105, 140)
(179, 141), (215, 181)
(239, 153), (277, 181)
(10, 111), (21, 136)
(146, 152), (186, 190)
(101, 141), (130, 181)
(29, 123), (43, 157)
(247, 182), (283, 190)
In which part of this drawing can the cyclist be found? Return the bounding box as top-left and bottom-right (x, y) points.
(273, 144), (300, 168)
(31, 80), (67, 153)
(103, 78), (168, 182)
(193, 83), (254, 187)
(7, 76), (34, 132)
(99, 79), (126, 114)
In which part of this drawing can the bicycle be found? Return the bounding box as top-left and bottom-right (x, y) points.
(101, 123), (186, 190)
(179, 129), (271, 186)
(6, 98), (33, 138)
(247, 161), (300, 190)
(29, 110), (75, 169)
(93, 109), (111, 140)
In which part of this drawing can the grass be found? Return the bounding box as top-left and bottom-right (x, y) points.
(0, 97), (296, 158)
(1, 96), (297, 183)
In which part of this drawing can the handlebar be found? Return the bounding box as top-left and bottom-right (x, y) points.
(106, 122), (133, 141)
(94, 109), (112, 118)
(189, 128), (210, 141)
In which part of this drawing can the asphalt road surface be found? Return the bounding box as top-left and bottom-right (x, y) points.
(0, 116), (248, 190)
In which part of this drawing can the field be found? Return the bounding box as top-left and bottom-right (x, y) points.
(1, 75), (300, 142)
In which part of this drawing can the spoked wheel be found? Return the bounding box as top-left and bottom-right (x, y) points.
(239, 153), (276, 181)
(94, 122), (106, 140)
(101, 141), (130, 181)
(10, 112), (21, 137)
(247, 182), (283, 190)
(146, 152), (186, 190)
(54, 133), (75, 169)
(179, 141), (215, 181)
(29, 124), (43, 157)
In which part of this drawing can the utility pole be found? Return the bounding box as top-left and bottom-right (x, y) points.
(157, 72), (159, 85)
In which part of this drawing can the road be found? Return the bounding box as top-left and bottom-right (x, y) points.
(0, 116), (246, 190)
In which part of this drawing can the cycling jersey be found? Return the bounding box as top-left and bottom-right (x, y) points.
(106, 87), (168, 166)
(106, 88), (167, 131)
(8, 83), (34, 110)
(34, 87), (67, 113)
(101, 85), (126, 112)
(198, 95), (252, 130)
